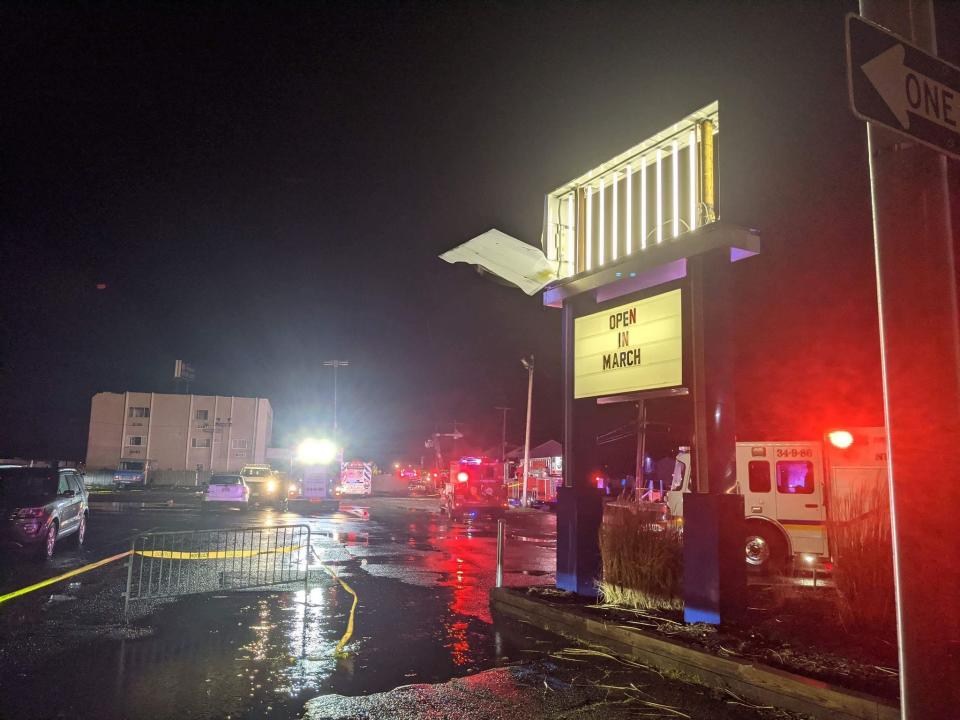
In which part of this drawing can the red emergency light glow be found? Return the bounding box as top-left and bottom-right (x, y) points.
(457, 471), (469, 483)
(828, 430), (855, 449)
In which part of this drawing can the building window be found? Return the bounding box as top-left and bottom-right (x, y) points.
(127, 436), (144, 446)
(128, 407), (150, 418)
(231, 439), (249, 450)
(196, 410), (209, 421)
(192, 438), (211, 448)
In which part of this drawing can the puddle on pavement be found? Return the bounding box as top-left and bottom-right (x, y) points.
(0, 577), (559, 720)
(0, 504), (560, 719)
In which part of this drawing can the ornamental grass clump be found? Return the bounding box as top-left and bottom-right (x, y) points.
(826, 480), (895, 632)
(598, 505), (683, 611)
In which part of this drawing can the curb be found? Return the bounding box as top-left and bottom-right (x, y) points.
(490, 588), (899, 720)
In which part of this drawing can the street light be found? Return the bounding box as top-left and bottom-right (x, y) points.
(322, 359), (350, 435)
(520, 355), (534, 507)
(297, 438), (337, 465)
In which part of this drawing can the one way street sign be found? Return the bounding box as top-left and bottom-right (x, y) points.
(846, 13), (960, 161)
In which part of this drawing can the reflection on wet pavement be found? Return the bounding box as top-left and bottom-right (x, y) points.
(0, 499), (557, 719)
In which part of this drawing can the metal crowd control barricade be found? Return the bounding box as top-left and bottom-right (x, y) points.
(124, 524), (311, 620)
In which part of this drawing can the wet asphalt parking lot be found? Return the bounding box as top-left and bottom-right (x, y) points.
(0, 494), (800, 720)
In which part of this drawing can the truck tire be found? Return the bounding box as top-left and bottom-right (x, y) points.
(745, 525), (786, 574)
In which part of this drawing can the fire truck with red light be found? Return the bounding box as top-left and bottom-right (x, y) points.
(440, 456), (509, 519)
(641, 427), (888, 573)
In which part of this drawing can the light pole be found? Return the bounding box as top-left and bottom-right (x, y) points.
(494, 406), (511, 462)
(520, 355), (534, 507)
(322, 359), (349, 437)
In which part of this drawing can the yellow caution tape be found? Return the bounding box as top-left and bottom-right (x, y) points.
(0, 550), (133, 606)
(135, 543), (303, 561)
(1, 544), (304, 606)
(319, 563), (358, 655)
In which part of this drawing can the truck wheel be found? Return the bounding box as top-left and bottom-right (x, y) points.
(745, 527), (785, 574)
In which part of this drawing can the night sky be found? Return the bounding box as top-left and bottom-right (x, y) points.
(2, 2), (958, 467)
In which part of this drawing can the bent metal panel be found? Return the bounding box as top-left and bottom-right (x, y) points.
(573, 288), (682, 399)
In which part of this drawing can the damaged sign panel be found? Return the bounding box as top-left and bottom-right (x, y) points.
(574, 288), (682, 399)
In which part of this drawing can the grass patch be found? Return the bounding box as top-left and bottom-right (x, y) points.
(826, 479), (896, 632)
(599, 506), (683, 611)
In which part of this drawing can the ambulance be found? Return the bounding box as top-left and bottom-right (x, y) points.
(336, 461), (373, 497)
(661, 427), (887, 573)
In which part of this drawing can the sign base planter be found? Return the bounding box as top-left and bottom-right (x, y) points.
(490, 587), (899, 720)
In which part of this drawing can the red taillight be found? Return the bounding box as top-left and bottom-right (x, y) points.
(457, 471), (469, 483)
(828, 430), (854, 449)
(823, 561), (834, 572)
(15, 507), (46, 519)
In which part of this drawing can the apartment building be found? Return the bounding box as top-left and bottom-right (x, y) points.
(86, 392), (273, 473)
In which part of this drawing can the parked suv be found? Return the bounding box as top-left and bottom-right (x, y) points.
(0, 467), (89, 560)
(240, 465), (285, 508)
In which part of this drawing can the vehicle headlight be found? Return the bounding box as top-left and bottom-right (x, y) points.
(265, 480), (277, 493)
(288, 483), (298, 494)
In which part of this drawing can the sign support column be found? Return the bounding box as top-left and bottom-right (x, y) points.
(683, 247), (745, 624)
(859, 2), (960, 718)
(557, 295), (603, 596)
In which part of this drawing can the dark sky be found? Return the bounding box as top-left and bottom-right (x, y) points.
(2, 1), (958, 466)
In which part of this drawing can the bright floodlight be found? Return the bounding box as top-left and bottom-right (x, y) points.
(297, 438), (337, 465)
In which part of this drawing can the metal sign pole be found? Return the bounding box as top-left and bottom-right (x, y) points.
(859, 2), (960, 717)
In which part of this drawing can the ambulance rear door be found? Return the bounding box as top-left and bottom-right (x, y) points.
(824, 427), (888, 556)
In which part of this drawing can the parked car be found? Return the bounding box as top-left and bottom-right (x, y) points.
(0, 466), (89, 560)
(113, 464), (146, 488)
(202, 474), (250, 511)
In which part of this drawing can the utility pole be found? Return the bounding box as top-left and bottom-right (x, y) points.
(322, 360), (350, 435)
(634, 401), (646, 500)
(858, 2), (960, 717)
(494, 406), (512, 461)
(520, 355), (534, 507)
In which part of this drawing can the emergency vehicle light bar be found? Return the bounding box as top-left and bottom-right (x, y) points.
(828, 430), (855, 449)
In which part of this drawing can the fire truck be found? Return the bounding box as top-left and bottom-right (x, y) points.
(652, 427), (887, 573)
(440, 456), (509, 519)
